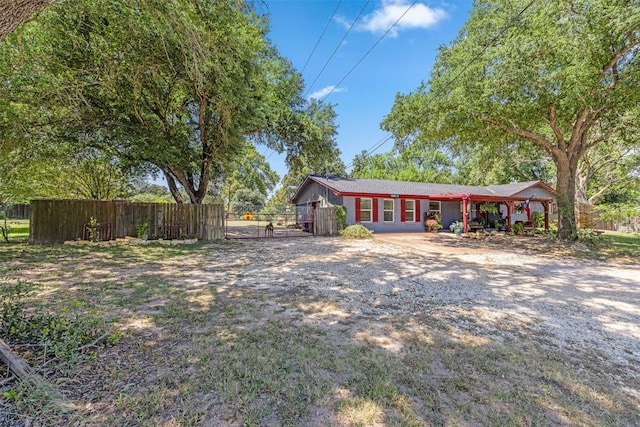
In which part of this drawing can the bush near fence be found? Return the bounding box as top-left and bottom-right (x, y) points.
(29, 199), (225, 245)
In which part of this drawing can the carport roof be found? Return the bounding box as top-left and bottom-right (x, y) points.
(290, 175), (556, 203)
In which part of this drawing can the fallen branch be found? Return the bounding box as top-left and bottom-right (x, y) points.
(0, 338), (37, 380)
(0, 375), (17, 386)
(76, 331), (110, 352)
(0, 338), (76, 412)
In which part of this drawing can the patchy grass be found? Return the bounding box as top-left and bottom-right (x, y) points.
(0, 240), (638, 426)
(604, 230), (640, 252)
(1, 219), (29, 242)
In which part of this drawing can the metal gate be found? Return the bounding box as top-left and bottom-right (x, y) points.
(225, 211), (315, 239)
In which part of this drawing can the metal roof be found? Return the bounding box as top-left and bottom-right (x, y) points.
(290, 175), (555, 203)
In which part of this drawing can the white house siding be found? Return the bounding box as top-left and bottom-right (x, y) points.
(342, 196), (428, 233)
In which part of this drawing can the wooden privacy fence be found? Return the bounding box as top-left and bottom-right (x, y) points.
(29, 199), (225, 245)
(577, 203), (640, 233)
(314, 207), (338, 237)
(2, 204), (30, 219)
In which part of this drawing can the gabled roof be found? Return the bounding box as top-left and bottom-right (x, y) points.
(290, 175), (555, 203)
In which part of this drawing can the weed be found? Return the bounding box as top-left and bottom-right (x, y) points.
(576, 228), (607, 247)
(0, 280), (114, 367)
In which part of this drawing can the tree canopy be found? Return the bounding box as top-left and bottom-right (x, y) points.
(382, 0), (640, 238)
(1, 0), (336, 204)
(350, 146), (455, 183)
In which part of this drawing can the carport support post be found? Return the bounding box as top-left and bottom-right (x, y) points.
(462, 196), (470, 233)
(506, 201), (513, 232)
(543, 201), (550, 230)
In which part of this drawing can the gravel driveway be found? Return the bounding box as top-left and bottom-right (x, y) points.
(237, 234), (640, 388)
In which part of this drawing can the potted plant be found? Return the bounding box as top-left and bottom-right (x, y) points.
(512, 221), (524, 235)
(425, 218), (443, 233)
(424, 212), (442, 233)
(449, 220), (464, 236)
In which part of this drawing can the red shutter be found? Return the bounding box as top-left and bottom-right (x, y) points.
(373, 198), (379, 223)
(415, 200), (421, 223)
(355, 198), (361, 222)
(400, 199), (406, 222)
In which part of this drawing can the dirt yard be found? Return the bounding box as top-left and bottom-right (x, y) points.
(1, 233), (639, 426)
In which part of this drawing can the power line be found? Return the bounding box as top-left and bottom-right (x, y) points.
(319, 0), (420, 101)
(345, 0), (538, 172)
(304, 0), (371, 98)
(301, 0), (342, 74)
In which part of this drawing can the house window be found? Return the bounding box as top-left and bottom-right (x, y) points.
(428, 201), (441, 216)
(360, 198), (372, 222)
(383, 199), (394, 222)
(405, 200), (416, 222)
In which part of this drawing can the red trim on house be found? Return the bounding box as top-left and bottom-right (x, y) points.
(355, 198), (361, 222)
(289, 176), (557, 205)
(415, 199), (420, 222)
(372, 198), (379, 223)
(400, 199), (406, 222)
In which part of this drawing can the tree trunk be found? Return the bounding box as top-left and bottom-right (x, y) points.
(163, 170), (185, 204)
(555, 156), (578, 240)
(0, 0), (52, 40)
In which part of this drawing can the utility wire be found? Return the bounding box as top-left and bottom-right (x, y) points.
(304, 0), (371, 98)
(344, 0), (538, 171)
(301, 0), (342, 74)
(320, 0), (420, 102)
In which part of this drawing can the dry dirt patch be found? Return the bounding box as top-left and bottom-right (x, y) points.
(1, 237), (639, 426)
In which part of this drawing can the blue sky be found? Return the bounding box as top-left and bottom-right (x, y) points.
(257, 0), (474, 179)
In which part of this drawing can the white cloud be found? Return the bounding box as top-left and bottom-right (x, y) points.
(308, 85), (345, 100)
(358, 0), (448, 37)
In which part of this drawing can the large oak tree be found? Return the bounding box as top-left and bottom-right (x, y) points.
(382, 0), (640, 238)
(2, 0), (330, 204)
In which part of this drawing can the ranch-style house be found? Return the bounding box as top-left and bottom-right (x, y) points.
(290, 175), (557, 234)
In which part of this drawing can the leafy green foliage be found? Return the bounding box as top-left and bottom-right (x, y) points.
(1, 0), (327, 204)
(531, 211), (545, 228)
(576, 229), (608, 248)
(334, 205), (347, 231)
(232, 189), (265, 214)
(340, 224), (373, 239)
(382, 0), (640, 239)
(0, 280), (113, 366)
(350, 146), (454, 183)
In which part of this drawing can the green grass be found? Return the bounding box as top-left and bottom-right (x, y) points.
(1, 219), (29, 242)
(598, 230), (640, 261)
(605, 230), (640, 248)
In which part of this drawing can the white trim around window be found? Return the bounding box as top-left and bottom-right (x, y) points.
(405, 200), (416, 222)
(383, 199), (394, 222)
(428, 201), (441, 216)
(360, 198), (372, 222)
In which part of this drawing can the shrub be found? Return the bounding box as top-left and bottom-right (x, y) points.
(512, 222), (524, 234)
(576, 228), (607, 248)
(531, 211), (545, 228)
(339, 224), (373, 239)
(334, 206), (347, 231)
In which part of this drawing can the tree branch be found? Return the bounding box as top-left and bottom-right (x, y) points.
(479, 116), (557, 155)
(547, 106), (567, 152)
